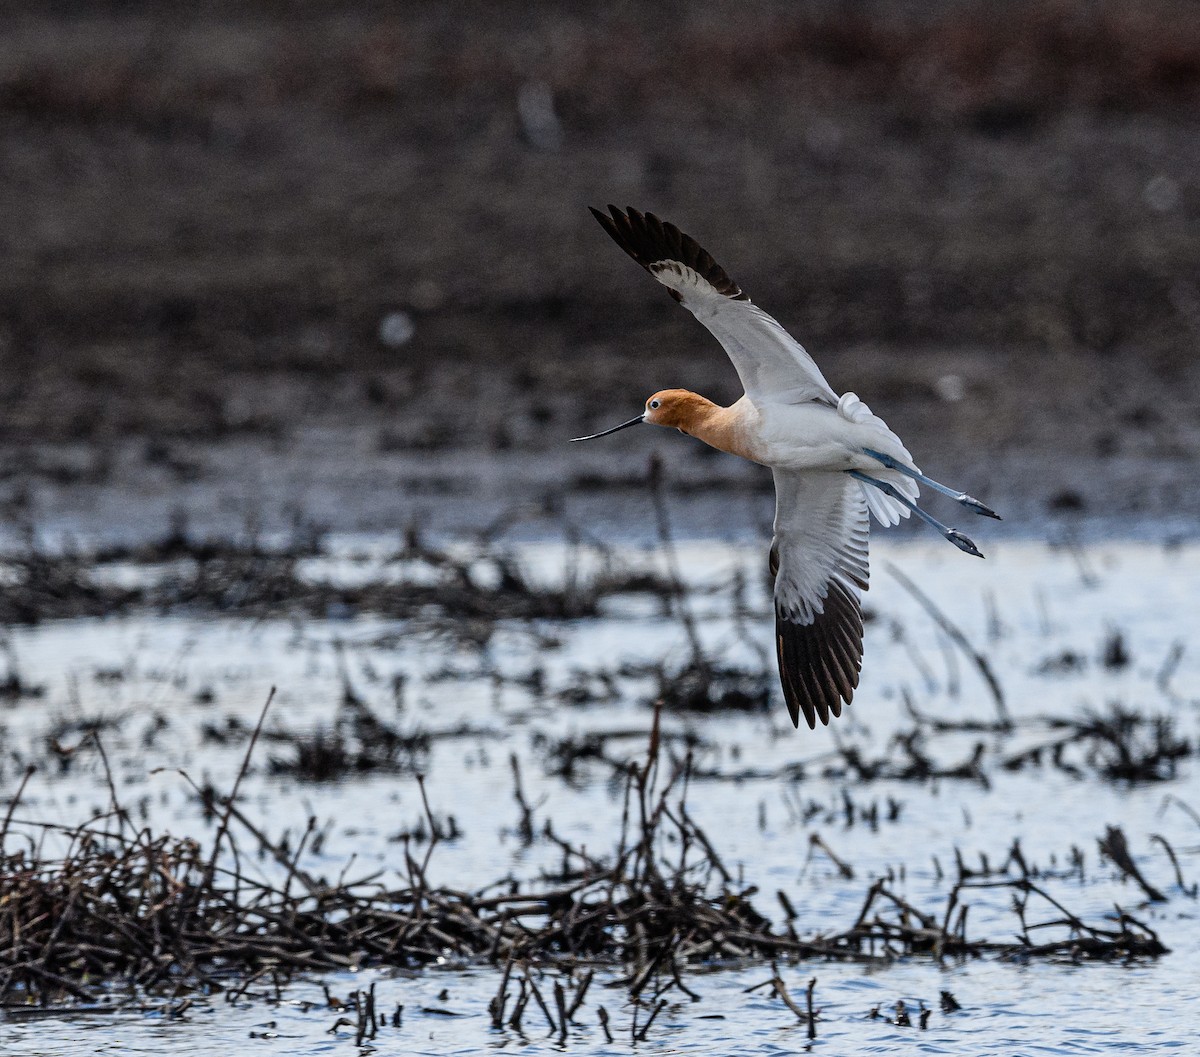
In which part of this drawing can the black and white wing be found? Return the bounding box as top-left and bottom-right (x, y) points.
(770, 469), (869, 728)
(590, 205), (839, 406)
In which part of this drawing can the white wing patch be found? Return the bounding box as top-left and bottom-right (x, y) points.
(650, 261), (839, 406)
(648, 260), (721, 306)
(771, 470), (869, 625)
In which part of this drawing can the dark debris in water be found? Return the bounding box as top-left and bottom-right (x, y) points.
(267, 698), (496, 784)
(268, 698), (431, 781)
(0, 706), (1173, 1020)
(1003, 705), (1189, 783)
(0, 517), (673, 626)
(649, 658), (772, 715)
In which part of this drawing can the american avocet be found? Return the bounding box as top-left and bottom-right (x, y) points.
(573, 206), (999, 730)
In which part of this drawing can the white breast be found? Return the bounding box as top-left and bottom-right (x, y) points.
(752, 396), (916, 473)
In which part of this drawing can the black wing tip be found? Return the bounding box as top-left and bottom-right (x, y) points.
(588, 204), (618, 226)
(587, 204), (747, 301)
(776, 579), (863, 732)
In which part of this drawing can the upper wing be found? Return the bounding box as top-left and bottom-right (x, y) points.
(769, 469), (869, 729)
(590, 206), (839, 406)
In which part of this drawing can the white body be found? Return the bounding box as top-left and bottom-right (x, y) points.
(737, 394), (914, 473)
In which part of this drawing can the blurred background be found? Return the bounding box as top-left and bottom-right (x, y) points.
(2, 0), (1198, 543)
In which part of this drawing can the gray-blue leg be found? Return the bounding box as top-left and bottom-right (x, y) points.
(849, 470), (984, 558)
(862, 448), (1001, 520)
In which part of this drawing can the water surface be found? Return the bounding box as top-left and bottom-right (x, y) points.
(2, 537), (1197, 1054)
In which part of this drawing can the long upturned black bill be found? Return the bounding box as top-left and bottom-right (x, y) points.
(569, 415), (644, 442)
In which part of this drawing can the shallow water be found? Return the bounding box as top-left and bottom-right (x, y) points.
(2, 537), (1198, 1053)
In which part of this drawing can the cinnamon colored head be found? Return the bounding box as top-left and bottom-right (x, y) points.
(641, 389), (713, 432)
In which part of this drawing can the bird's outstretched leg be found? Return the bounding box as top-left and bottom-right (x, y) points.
(849, 470), (984, 558)
(862, 448), (1001, 520)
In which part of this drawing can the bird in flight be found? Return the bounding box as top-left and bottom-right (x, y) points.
(573, 206), (999, 729)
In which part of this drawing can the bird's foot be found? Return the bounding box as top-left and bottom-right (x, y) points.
(956, 492), (1002, 520)
(945, 529), (985, 558)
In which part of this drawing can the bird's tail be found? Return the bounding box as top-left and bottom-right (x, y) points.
(838, 392), (919, 526)
(860, 475), (917, 526)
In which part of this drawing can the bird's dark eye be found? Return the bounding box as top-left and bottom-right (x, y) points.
(649, 399), (661, 409)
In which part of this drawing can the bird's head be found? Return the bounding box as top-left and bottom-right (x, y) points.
(570, 389), (709, 443)
(641, 389), (708, 429)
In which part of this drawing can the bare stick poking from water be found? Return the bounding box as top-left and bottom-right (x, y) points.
(1099, 826), (1166, 902)
(1155, 640), (1186, 702)
(885, 563), (1011, 729)
(566, 969), (593, 1022)
(597, 1005), (613, 1044)
(525, 971), (557, 1035)
(806, 977), (818, 1040)
(809, 833), (855, 879)
(647, 453), (709, 673)
(1161, 794), (1200, 830)
(0, 764), (35, 851)
(1149, 834), (1198, 898)
(203, 686), (276, 893)
(633, 997), (668, 1042)
(553, 981), (569, 1044)
(508, 975), (530, 1031)
(509, 753), (536, 845)
(489, 949), (515, 1028)
(91, 733), (128, 835)
(770, 963), (814, 1036)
